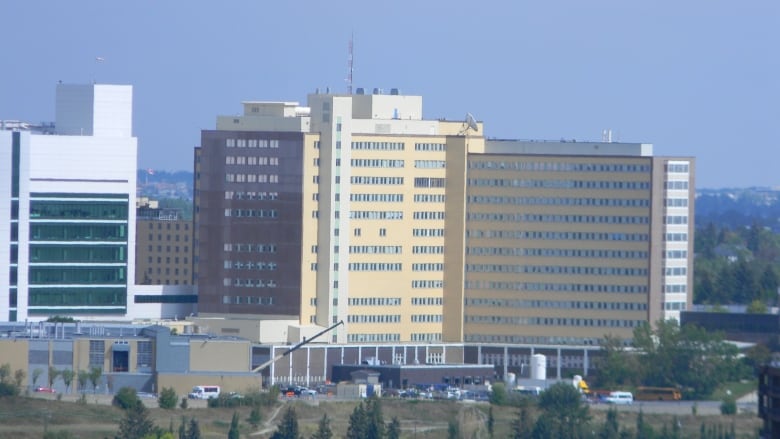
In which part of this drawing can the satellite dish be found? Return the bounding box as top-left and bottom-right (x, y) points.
(465, 113), (478, 132)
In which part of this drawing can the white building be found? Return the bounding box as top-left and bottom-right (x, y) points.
(0, 84), (139, 321)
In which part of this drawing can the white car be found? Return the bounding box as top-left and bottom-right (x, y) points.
(605, 391), (634, 405)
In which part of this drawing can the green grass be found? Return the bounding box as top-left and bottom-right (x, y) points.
(710, 380), (757, 401)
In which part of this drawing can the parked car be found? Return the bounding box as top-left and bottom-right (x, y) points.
(35, 387), (56, 393)
(604, 391), (634, 405)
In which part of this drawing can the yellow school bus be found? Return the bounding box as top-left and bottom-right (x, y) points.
(634, 386), (682, 401)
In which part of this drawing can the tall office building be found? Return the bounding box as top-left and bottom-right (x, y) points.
(194, 89), (693, 345)
(0, 84), (137, 321)
(135, 198), (193, 286)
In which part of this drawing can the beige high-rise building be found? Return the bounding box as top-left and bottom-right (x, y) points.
(194, 89), (693, 346)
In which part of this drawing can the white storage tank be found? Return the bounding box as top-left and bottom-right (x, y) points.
(530, 354), (547, 380)
(505, 372), (516, 387)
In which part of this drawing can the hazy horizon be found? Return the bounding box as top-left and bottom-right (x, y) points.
(1, 1), (777, 189)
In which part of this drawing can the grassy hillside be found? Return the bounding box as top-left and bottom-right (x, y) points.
(0, 394), (762, 439)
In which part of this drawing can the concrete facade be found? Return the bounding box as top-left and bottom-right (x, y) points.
(193, 90), (694, 347)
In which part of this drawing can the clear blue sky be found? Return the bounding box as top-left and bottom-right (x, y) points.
(1, 1), (777, 189)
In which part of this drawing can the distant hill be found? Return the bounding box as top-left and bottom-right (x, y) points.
(696, 188), (780, 232)
(137, 170), (193, 201)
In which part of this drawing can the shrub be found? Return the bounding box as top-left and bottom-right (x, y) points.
(112, 386), (141, 410)
(180, 397), (188, 409)
(0, 382), (19, 397)
(158, 387), (178, 410)
(720, 395), (737, 415)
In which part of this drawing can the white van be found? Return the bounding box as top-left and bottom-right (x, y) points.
(605, 391), (633, 405)
(188, 385), (221, 400)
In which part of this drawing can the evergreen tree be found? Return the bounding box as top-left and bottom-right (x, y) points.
(365, 397), (385, 439)
(600, 408), (619, 439)
(116, 404), (155, 439)
(228, 412), (240, 439)
(346, 402), (367, 439)
(535, 381), (590, 438)
(271, 406), (300, 439)
(635, 409), (654, 439)
(448, 420), (459, 439)
(186, 417), (201, 439)
(311, 413), (333, 439)
(386, 417), (401, 439)
(248, 406), (262, 430)
(487, 405), (495, 438)
(511, 406), (533, 439)
(178, 417), (187, 439)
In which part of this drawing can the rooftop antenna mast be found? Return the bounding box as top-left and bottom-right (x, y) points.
(346, 33), (354, 95)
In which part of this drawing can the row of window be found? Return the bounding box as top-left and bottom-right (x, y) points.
(223, 261), (278, 270)
(466, 264), (648, 276)
(351, 176), (404, 185)
(464, 280), (649, 294)
(351, 141), (405, 151)
(225, 156), (279, 165)
(224, 191), (279, 201)
(350, 193), (403, 202)
(146, 234), (189, 243)
(414, 177), (445, 188)
(415, 160), (446, 169)
(347, 333), (401, 342)
(225, 138), (279, 148)
(224, 243), (278, 253)
(412, 280), (444, 289)
(413, 263), (444, 271)
(466, 247), (648, 259)
(664, 284), (687, 293)
(412, 246), (444, 254)
(415, 143), (446, 151)
(664, 198), (689, 207)
(414, 194), (446, 203)
(665, 233), (688, 242)
(664, 250), (688, 259)
(225, 174), (279, 183)
(29, 267), (126, 284)
(144, 266), (189, 276)
(348, 297), (402, 306)
(350, 159), (405, 168)
(469, 161), (651, 173)
(350, 211), (403, 220)
(467, 213), (649, 224)
(466, 298), (647, 311)
(347, 315), (401, 323)
(469, 179), (651, 190)
(664, 181), (689, 190)
(413, 228), (445, 237)
(466, 230), (649, 241)
(664, 267), (687, 276)
(224, 209), (278, 218)
(663, 301), (687, 310)
(664, 215), (689, 225)
(665, 163), (690, 173)
(348, 246), (403, 254)
(30, 245), (126, 263)
(466, 334), (599, 346)
(221, 295), (275, 305)
(223, 278), (278, 288)
(411, 333), (443, 342)
(146, 256), (189, 265)
(412, 297), (443, 305)
(28, 288), (126, 306)
(348, 263), (402, 271)
(467, 195), (650, 207)
(30, 201), (128, 220)
(145, 222), (190, 231)
(466, 315), (643, 328)
(411, 314), (442, 323)
(31, 223), (127, 241)
(413, 212), (445, 220)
